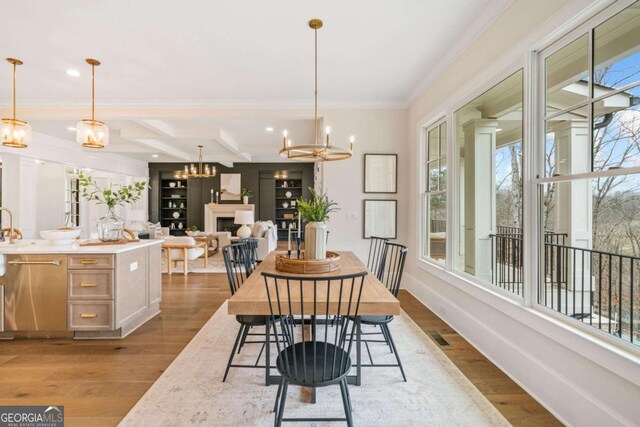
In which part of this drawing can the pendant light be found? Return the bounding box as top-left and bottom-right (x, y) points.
(76, 58), (109, 148)
(175, 145), (216, 179)
(279, 19), (354, 162)
(1, 58), (32, 148)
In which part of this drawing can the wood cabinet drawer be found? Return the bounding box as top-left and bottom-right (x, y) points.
(68, 255), (113, 270)
(68, 301), (114, 331)
(68, 270), (113, 300)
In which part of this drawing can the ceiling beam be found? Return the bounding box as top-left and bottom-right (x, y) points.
(218, 130), (251, 162)
(136, 119), (177, 138)
(134, 139), (192, 161)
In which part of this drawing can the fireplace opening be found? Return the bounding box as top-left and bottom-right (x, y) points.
(217, 217), (241, 234)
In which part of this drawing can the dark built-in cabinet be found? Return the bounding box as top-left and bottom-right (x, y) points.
(148, 163), (313, 238)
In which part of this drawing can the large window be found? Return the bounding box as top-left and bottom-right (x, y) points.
(422, 120), (447, 262)
(454, 70), (524, 295)
(539, 2), (640, 345)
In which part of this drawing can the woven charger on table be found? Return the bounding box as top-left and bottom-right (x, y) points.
(275, 251), (341, 274)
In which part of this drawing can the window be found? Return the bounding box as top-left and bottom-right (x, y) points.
(422, 120), (447, 262)
(454, 70), (524, 295)
(539, 2), (640, 346)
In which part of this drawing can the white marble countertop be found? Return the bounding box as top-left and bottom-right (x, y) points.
(0, 239), (163, 255)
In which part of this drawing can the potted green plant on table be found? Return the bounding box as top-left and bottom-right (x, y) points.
(240, 188), (254, 205)
(296, 188), (339, 260)
(79, 172), (147, 241)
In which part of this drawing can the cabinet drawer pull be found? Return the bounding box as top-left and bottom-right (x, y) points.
(80, 259), (98, 265)
(80, 313), (97, 319)
(80, 283), (97, 288)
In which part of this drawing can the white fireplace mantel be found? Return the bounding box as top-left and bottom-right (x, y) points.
(204, 203), (254, 233)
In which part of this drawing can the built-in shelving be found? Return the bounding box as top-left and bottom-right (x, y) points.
(274, 178), (304, 240)
(160, 177), (188, 235)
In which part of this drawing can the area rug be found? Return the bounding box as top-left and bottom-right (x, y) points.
(161, 252), (227, 274)
(119, 302), (510, 426)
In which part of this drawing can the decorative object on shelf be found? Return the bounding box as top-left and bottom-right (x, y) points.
(172, 211), (180, 219)
(171, 194), (181, 198)
(278, 19), (354, 162)
(282, 201), (289, 209)
(169, 182), (176, 188)
(364, 154), (398, 193)
(175, 145), (216, 179)
(276, 251), (341, 274)
(221, 173), (241, 200)
(179, 202), (185, 209)
(297, 187), (338, 260)
(76, 58), (109, 148)
(285, 191), (292, 199)
(78, 172), (146, 242)
(363, 199), (397, 239)
(1, 58), (32, 148)
(210, 189), (214, 203)
(282, 181), (288, 188)
(215, 191), (219, 204)
(283, 213), (294, 219)
(234, 210), (254, 238)
(240, 188), (253, 205)
(178, 222), (183, 230)
(291, 200), (296, 207)
(177, 181), (182, 187)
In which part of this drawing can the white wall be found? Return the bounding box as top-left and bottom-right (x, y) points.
(35, 162), (66, 232)
(405, 0), (640, 426)
(321, 109), (408, 261)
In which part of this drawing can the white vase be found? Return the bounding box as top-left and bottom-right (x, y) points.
(304, 222), (327, 260)
(243, 195), (249, 205)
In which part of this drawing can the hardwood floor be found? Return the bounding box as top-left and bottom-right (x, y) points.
(0, 273), (561, 426)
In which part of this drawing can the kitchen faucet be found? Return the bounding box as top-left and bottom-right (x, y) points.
(0, 207), (15, 244)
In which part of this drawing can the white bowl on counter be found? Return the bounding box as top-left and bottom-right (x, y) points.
(40, 229), (82, 246)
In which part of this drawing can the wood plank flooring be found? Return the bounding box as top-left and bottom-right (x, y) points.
(0, 273), (561, 426)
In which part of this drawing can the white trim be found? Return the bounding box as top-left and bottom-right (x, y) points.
(405, 0), (514, 104)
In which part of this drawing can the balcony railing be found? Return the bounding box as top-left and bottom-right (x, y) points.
(490, 227), (639, 346)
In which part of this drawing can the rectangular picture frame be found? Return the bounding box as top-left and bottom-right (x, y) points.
(363, 199), (397, 239)
(364, 153), (397, 193)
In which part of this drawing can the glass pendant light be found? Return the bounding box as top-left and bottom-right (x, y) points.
(1, 58), (32, 148)
(76, 58), (109, 148)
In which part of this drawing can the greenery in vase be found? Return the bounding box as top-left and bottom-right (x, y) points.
(78, 172), (147, 211)
(296, 187), (339, 223)
(240, 188), (254, 198)
(186, 225), (198, 232)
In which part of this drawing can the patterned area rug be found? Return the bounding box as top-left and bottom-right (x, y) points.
(161, 252), (227, 274)
(120, 302), (510, 426)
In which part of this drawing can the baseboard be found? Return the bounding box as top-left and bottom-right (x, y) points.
(402, 272), (635, 427)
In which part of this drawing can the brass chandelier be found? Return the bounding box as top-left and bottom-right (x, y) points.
(176, 145), (216, 179)
(1, 58), (32, 148)
(279, 19), (354, 162)
(76, 58), (109, 148)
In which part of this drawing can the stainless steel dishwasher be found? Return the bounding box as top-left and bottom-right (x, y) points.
(2, 254), (67, 333)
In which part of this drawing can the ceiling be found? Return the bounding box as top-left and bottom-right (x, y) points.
(0, 0), (509, 164)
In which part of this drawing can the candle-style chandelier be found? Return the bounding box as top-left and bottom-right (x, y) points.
(176, 145), (216, 179)
(279, 19), (354, 162)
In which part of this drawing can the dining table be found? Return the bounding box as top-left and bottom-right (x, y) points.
(227, 250), (400, 388)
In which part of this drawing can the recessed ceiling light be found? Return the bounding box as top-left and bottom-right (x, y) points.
(496, 128), (503, 132)
(152, 154), (159, 158)
(67, 126), (76, 131)
(66, 69), (80, 77)
(266, 127), (274, 132)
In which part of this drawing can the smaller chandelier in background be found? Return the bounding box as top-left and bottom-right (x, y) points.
(77, 58), (109, 148)
(1, 58), (32, 148)
(175, 145), (217, 179)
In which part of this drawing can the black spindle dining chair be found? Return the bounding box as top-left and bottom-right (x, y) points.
(263, 271), (367, 427)
(222, 241), (272, 382)
(352, 242), (408, 381)
(367, 236), (389, 279)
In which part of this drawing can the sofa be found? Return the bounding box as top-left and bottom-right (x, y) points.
(250, 220), (278, 260)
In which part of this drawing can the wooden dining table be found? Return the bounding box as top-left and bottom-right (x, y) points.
(227, 250), (400, 387)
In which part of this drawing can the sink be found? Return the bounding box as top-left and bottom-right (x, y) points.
(0, 241), (32, 248)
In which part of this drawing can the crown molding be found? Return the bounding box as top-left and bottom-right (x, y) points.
(405, 0), (513, 106)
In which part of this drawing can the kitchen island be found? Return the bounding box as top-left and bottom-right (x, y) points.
(0, 239), (162, 339)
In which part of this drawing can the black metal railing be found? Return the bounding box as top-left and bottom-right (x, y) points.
(541, 243), (639, 346)
(489, 226), (639, 345)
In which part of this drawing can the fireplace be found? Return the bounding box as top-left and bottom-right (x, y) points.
(217, 217), (241, 234)
(204, 203), (254, 233)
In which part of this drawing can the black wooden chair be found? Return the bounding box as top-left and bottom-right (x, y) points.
(367, 236), (389, 279)
(263, 271), (367, 427)
(353, 242), (408, 381)
(222, 241), (271, 382)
